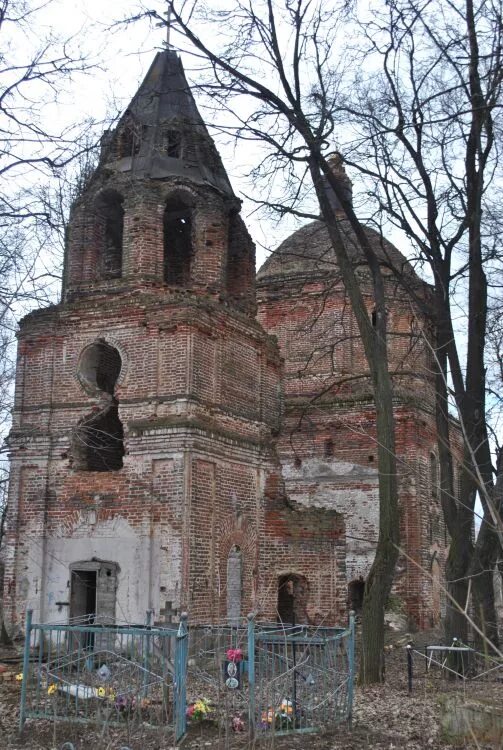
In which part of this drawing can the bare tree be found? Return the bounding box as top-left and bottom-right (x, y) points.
(0, 0), (101, 639)
(337, 0), (503, 647)
(129, 0), (405, 683)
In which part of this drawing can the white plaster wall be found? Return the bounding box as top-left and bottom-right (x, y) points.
(282, 457), (379, 582)
(17, 513), (182, 626)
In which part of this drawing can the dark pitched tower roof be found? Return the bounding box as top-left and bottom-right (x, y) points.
(102, 50), (235, 196)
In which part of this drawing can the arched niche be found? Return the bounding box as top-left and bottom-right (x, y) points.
(226, 545), (243, 627)
(95, 189), (125, 279)
(163, 193), (194, 286)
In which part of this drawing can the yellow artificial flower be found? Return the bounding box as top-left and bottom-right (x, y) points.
(47, 684), (57, 695)
(15, 673), (23, 681)
(97, 687), (106, 697)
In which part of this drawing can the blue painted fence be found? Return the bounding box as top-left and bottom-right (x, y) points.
(20, 610), (354, 740)
(19, 610), (188, 741)
(247, 613), (355, 736)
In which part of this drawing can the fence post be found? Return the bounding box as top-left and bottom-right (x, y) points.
(19, 609), (33, 733)
(247, 613), (256, 738)
(142, 609), (153, 697)
(407, 642), (413, 693)
(347, 610), (355, 727)
(175, 612), (188, 742)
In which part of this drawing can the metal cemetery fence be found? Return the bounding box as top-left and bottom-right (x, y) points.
(187, 614), (355, 737)
(249, 614), (355, 735)
(20, 611), (354, 740)
(19, 610), (188, 741)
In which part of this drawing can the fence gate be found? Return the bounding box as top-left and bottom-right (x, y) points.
(19, 610), (188, 742)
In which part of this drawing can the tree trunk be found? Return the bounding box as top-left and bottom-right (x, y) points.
(469, 448), (503, 650)
(359, 376), (399, 682)
(308, 157), (399, 683)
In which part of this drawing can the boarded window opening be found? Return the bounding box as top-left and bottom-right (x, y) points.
(348, 577), (365, 612)
(226, 546), (243, 627)
(277, 574), (309, 625)
(74, 342), (124, 472)
(163, 198), (193, 285)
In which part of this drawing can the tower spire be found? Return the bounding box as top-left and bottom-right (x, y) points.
(102, 50), (235, 196)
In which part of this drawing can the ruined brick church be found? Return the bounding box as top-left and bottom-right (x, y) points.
(2, 51), (452, 635)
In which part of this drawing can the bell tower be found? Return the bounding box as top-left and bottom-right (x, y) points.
(3, 51), (346, 633)
(64, 50), (255, 312)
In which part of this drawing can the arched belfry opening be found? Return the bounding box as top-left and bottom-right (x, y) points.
(163, 196), (193, 286)
(96, 190), (124, 279)
(73, 341), (124, 472)
(277, 573), (309, 625)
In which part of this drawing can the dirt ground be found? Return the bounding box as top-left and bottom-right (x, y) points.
(0, 632), (501, 750)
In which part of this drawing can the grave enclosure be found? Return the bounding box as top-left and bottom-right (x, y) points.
(19, 612), (355, 741)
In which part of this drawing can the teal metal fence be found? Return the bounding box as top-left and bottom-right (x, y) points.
(20, 611), (354, 740)
(19, 610), (188, 741)
(248, 613), (355, 736)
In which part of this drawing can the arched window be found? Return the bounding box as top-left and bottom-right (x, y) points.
(96, 190), (124, 279)
(430, 451), (438, 498)
(163, 196), (193, 285)
(73, 341), (124, 472)
(226, 546), (242, 627)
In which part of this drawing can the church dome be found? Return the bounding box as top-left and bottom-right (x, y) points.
(257, 219), (416, 283)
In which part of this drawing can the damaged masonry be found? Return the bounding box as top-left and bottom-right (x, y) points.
(2, 49), (458, 635)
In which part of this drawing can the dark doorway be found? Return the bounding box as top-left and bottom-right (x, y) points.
(70, 569), (96, 651)
(277, 574), (309, 625)
(70, 569), (97, 624)
(348, 577), (365, 612)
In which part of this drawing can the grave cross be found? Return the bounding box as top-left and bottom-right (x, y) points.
(157, 600), (178, 627)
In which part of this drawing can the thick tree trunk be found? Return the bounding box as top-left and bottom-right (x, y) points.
(358, 353), (399, 683)
(309, 157), (399, 684)
(469, 449), (503, 650)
